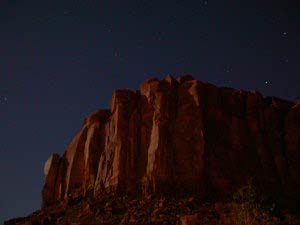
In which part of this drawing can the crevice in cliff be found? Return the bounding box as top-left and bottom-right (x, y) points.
(262, 97), (291, 196)
(277, 102), (292, 184)
(67, 127), (89, 198)
(201, 83), (217, 200)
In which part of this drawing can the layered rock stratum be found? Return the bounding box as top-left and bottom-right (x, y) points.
(5, 75), (300, 225)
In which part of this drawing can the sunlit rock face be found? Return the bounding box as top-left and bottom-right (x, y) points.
(42, 75), (300, 210)
(42, 110), (111, 207)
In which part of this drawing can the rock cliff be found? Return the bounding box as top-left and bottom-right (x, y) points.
(5, 75), (300, 225)
(42, 75), (300, 208)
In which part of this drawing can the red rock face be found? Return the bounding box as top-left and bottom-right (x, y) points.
(42, 154), (61, 207)
(42, 75), (300, 210)
(285, 101), (300, 207)
(42, 110), (111, 206)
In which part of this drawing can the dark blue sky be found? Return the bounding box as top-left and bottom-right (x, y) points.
(1, 0), (299, 222)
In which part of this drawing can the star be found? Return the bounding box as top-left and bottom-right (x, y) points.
(280, 57), (289, 63)
(0, 97), (8, 104)
(63, 10), (72, 15)
(225, 67), (232, 73)
(265, 81), (269, 85)
(282, 32), (288, 37)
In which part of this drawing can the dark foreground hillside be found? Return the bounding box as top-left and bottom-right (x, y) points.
(4, 188), (300, 225)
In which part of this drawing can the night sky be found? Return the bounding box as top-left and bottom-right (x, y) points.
(1, 0), (300, 222)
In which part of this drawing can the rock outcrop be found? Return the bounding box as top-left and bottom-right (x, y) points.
(41, 75), (299, 209)
(5, 75), (300, 225)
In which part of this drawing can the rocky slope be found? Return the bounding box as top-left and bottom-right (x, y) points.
(5, 75), (300, 225)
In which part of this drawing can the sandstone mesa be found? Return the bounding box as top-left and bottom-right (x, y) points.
(5, 75), (300, 225)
